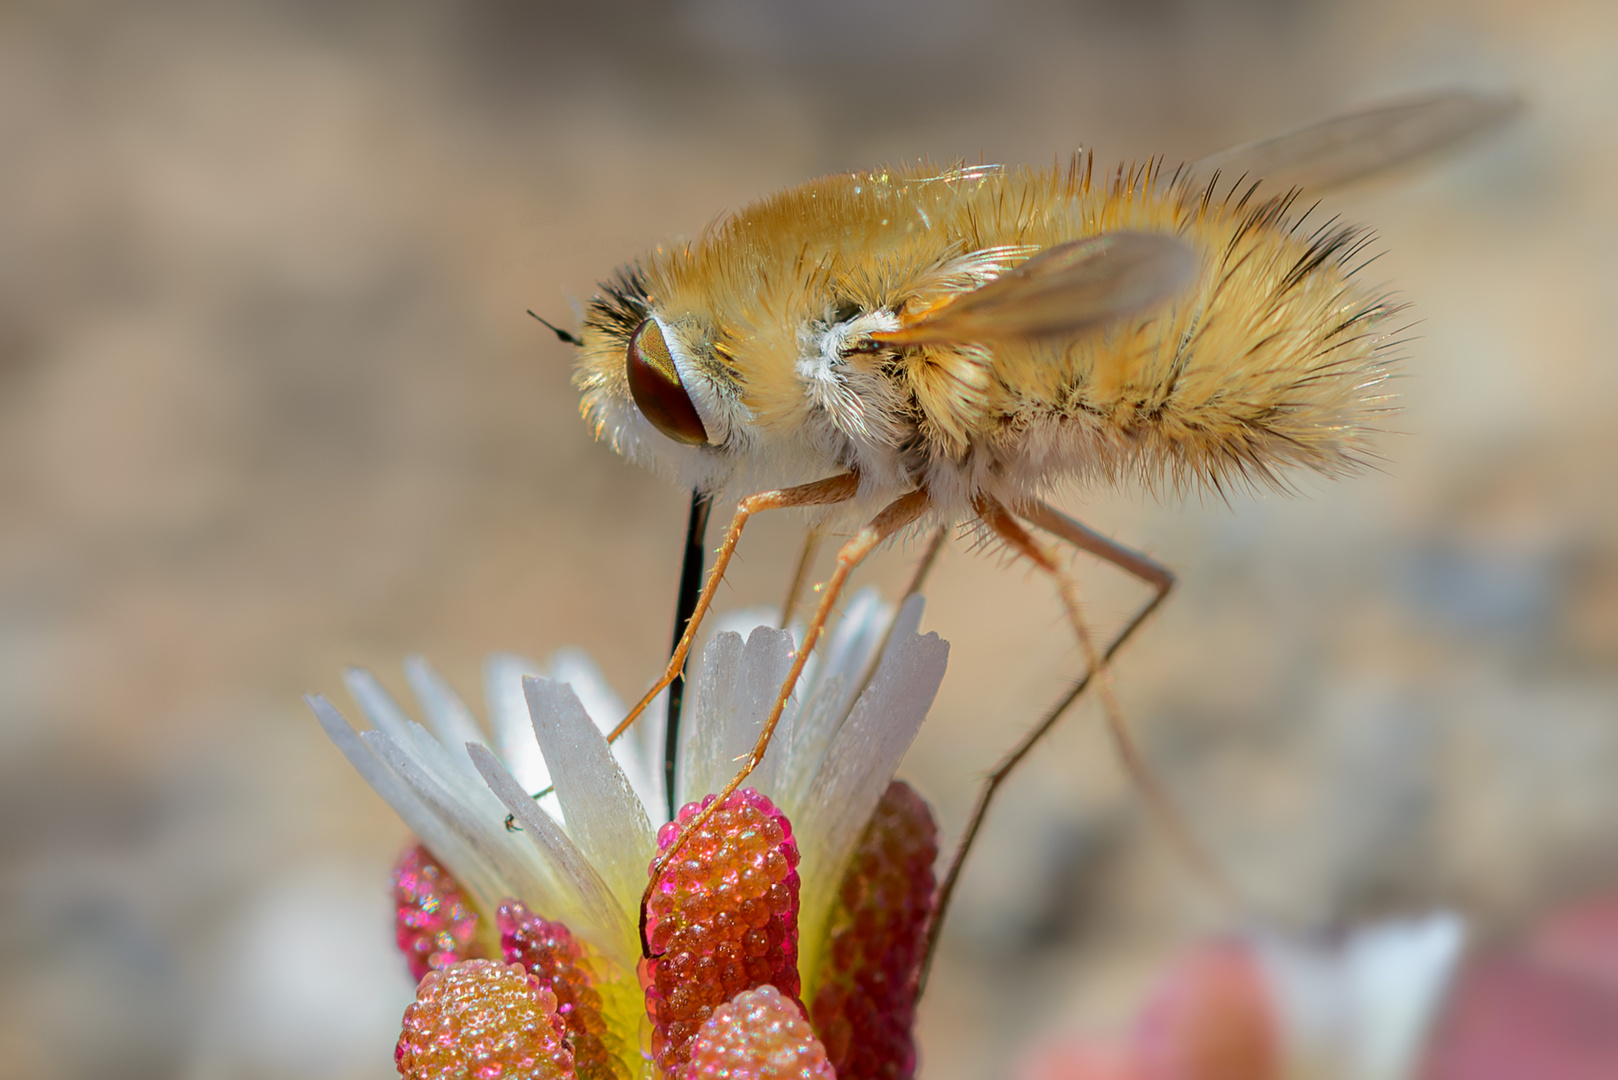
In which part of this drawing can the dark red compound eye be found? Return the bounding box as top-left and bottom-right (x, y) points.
(626, 318), (710, 446)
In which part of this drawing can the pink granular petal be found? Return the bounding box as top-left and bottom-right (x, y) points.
(498, 900), (627, 1080)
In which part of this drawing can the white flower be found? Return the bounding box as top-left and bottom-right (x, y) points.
(1255, 913), (1467, 1080)
(308, 587), (948, 986)
(1016, 913), (1466, 1080)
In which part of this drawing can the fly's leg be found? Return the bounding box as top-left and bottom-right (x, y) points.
(605, 473), (860, 746)
(922, 496), (1229, 990)
(1018, 500), (1194, 858)
(842, 525), (949, 705)
(902, 525), (949, 600)
(640, 488), (932, 957)
(779, 521), (826, 629)
(504, 474), (860, 832)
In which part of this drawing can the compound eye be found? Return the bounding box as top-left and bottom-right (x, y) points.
(625, 318), (710, 446)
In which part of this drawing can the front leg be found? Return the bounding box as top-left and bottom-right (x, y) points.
(640, 487), (933, 958)
(606, 473), (862, 746)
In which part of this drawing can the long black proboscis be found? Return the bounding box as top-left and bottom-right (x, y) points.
(664, 487), (713, 821)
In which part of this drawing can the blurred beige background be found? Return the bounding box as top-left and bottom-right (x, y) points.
(1, 0), (1614, 1077)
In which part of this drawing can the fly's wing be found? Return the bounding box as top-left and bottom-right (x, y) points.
(1188, 87), (1520, 194)
(868, 89), (1512, 349)
(871, 231), (1197, 346)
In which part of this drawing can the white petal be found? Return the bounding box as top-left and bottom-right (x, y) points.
(1255, 933), (1352, 1079)
(736, 627), (801, 800)
(523, 676), (656, 913)
(704, 605), (783, 643)
(1253, 913), (1466, 1080)
(882, 592), (926, 661)
(682, 627), (796, 806)
(467, 743), (634, 966)
(485, 653), (551, 794)
(340, 670), (503, 829)
(343, 667), (443, 769)
(818, 587), (895, 694)
(802, 588), (903, 713)
(681, 631), (743, 807)
(779, 591), (914, 806)
(548, 647), (665, 826)
(363, 729), (559, 913)
(394, 709), (499, 814)
(404, 656), (487, 757)
(546, 647), (626, 725)
(615, 684), (668, 826)
(308, 694), (507, 906)
(793, 629), (949, 979)
(1346, 914), (1466, 1080)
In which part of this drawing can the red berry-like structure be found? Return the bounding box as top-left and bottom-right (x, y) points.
(395, 958), (576, 1080)
(644, 789), (804, 1075)
(684, 984), (836, 1080)
(811, 780), (939, 1080)
(498, 900), (628, 1080)
(393, 843), (487, 981)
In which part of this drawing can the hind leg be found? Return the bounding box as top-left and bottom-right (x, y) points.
(923, 496), (1227, 988)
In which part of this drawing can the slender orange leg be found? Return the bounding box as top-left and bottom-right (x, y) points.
(641, 488), (933, 956)
(1014, 501), (1231, 900)
(902, 525), (949, 601)
(604, 473), (860, 746)
(778, 521), (826, 629)
(921, 496), (1229, 990)
(840, 524), (950, 706)
(502, 473), (861, 832)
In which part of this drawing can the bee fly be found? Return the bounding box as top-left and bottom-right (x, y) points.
(543, 88), (1516, 962)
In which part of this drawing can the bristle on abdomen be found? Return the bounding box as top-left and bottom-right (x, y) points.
(970, 171), (1403, 499)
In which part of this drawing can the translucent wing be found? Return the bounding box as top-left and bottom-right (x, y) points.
(1189, 87), (1521, 194)
(871, 231), (1197, 346)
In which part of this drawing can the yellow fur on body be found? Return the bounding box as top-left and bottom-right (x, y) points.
(574, 156), (1398, 512)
